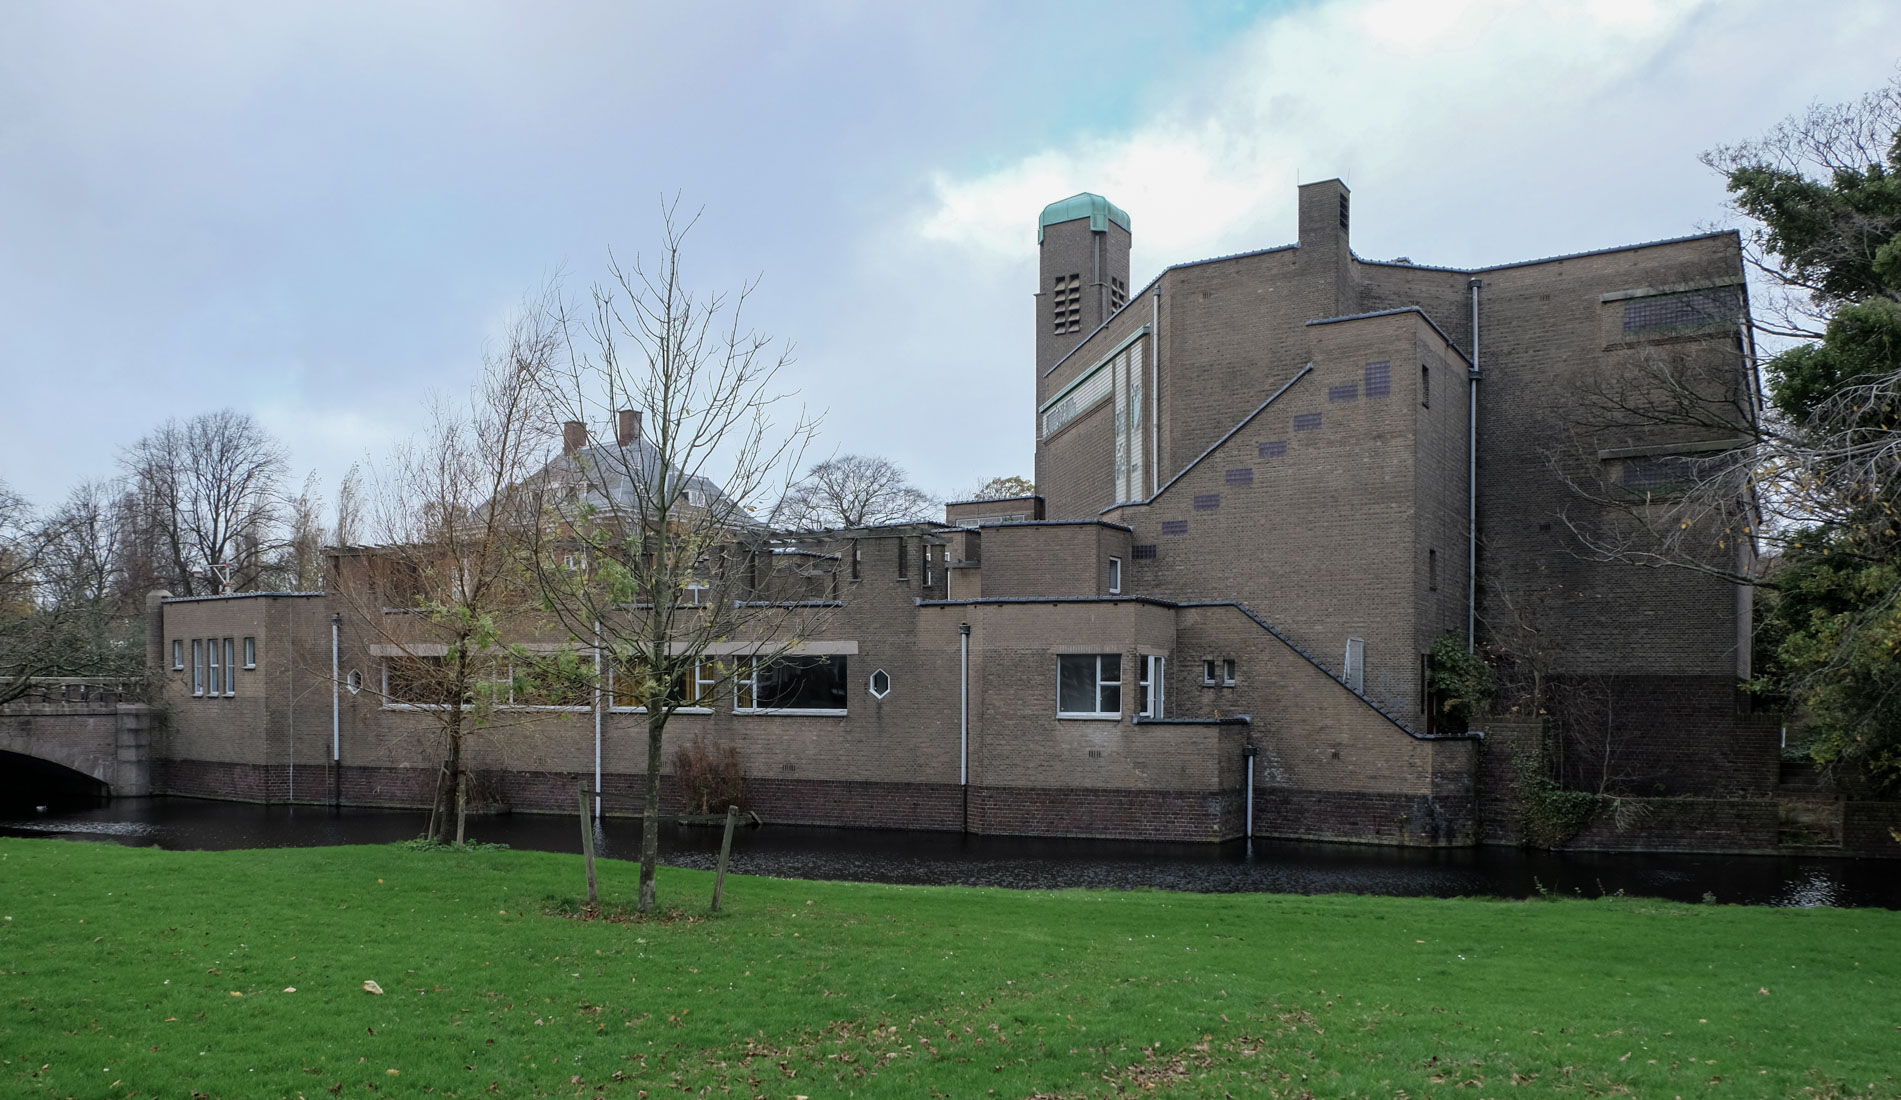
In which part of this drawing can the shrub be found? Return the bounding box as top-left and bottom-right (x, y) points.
(673, 738), (750, 815)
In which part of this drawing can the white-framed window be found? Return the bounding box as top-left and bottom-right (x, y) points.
(1222, 659), (1236, 687)
(207, 639), (221, 698)
(734, 655), (848, 714)
(191, 640), (205, 696)
(172, 639), (184, 671)
(608, 657), (714, 712)
(1344, 637), (1365, 694)
(1202, 658), (1217, 686)
(347, 669), (363, 695)
(1108, 556), (1122, 595)
(242, 636), (256, 669)
(868, 668), (891, 699)
(1137, 655), (1164, 718)
(923, 545), (934, 588)
(223, 638), (237, 695)
(1057, 653), (1121, 718)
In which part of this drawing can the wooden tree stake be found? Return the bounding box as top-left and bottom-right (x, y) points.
(712, 804), (738, 912)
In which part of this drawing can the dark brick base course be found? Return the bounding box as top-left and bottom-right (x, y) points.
(968, 785), (1242, 841)
(1255, 788), (1477, 846)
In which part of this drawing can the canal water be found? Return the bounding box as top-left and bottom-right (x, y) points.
(3, 796), (1896, 909)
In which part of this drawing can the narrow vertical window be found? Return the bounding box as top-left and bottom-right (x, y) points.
(243, 636), (257, 669)
(1202, 659), (1217, 685)
(1428, 548), (1438, 592)
(896, 538), (908, 580)
(1108, 556), (1122, 595)
(1222, 659), (1236, 686)
(924, 544), (934, 588)
(1137, 655), (1164, 718)
(1344, 638), (1365, 694)
(223, 638), (236, 695)
(207, 639), (221, 698)
(694, 660), (717, 707)
(734, 657), (757, 710)
(850, 540), (861, 581)
(1421, 363), (1430, 409)
(192, 640), (204, 696)
(172, 639), (184, 671)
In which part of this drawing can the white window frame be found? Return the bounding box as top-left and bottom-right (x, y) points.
(1222, 658), (1236, 687)
(172, 639), (184, 671)
(207, 639), (221, 698)
(191, 640), (204, 696)
(607, 657), (713, 715)
(732, 654), (849, 717)
(1344, 637), (1365, 694)
(1202, 658), (1217, 686)
(1137, 654), (1164, 718)
(1108, 556), (1122, 595)
(1057, 653), (1122, 720)
(223, 638), (236, 696)
(868, 667), (891, 700)
(242, 636), (256, 669)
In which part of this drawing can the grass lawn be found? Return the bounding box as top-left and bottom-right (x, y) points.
(1, 838), (1896, 1099)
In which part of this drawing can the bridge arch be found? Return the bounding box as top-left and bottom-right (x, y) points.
(0, 748), (111, 813)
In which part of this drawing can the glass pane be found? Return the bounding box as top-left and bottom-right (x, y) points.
(756, 655), (847, 709)
(1099, 683), (1121, 715)
(1057, 655), (1095, 713)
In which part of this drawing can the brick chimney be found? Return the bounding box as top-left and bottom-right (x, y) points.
(617, 409), (643, 447)
(562, 420), (587, 455)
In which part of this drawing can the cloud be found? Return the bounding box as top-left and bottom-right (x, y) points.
(913, 0), (1895, 279)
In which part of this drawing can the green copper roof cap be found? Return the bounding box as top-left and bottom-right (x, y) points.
(1038, 193), (1131, 243)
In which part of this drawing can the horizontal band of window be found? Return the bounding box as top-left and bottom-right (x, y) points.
(381, 703), (591, 712)
(1596, 437), (1749, 461)
(606, 706), (713, 715)
(731, 707), (848, 717)
(1056, 712), (1121, 720)
(1598, 276), (1745, 303)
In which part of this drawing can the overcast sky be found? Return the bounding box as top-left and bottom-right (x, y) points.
(3, 0), (1898, 515)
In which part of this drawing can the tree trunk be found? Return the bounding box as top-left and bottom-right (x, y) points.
(637, 711), (666, 914)
(435, 711), (464, 844)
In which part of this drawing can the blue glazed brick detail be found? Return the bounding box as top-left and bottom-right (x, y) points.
(1259, 440), (1287, 458)
(1294, 412), (1322, 431)
(1224, 467), (1254, 485)
(1130, 544), (1157, 560)
(1193, 494), (1221, 511)
(1160, 520), (1189, 536)
(1328, 383), (1359, 402)
(1364, 360), (1392, 397)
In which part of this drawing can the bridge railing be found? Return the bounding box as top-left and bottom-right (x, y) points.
(7, 677), (152, 707)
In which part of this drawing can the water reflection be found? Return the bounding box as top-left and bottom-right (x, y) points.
(3, 797), (1896, 910)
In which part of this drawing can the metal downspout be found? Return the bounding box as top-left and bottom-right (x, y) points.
(1151, 288), (1161, 495)
(959, 621), (971, 832)
(1466, 278), (1482, 653)
(330, 612), (341, 810)
(1243, 741), (1256, 839)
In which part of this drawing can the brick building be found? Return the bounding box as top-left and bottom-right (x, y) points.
(147, 180), (1773, 846)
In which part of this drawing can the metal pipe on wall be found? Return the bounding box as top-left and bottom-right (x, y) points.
(330, 612), (341, 810)
(959, 621), (971, 832)
(1243, 742), (1256, 839)
(1151, 288), (1161, 495)
(1466, 278), (1483, 653)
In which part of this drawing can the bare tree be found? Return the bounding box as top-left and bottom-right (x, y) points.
(275, 471), (327, 592)
(964, 474), (1035, 501)
(528, 202), (818, 915)
(119, 410), (288, 596)
(334, 463), (365, 548)
(332, 305), (561, 844)
(771, 453), (933, 529)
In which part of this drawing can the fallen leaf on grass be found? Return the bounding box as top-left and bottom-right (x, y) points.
(229, 992), (243, 998)
(363, 980), (384, 995)
(283, 987), (297, 993)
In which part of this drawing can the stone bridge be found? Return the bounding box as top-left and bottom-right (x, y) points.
(0, 683), (154, 797)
